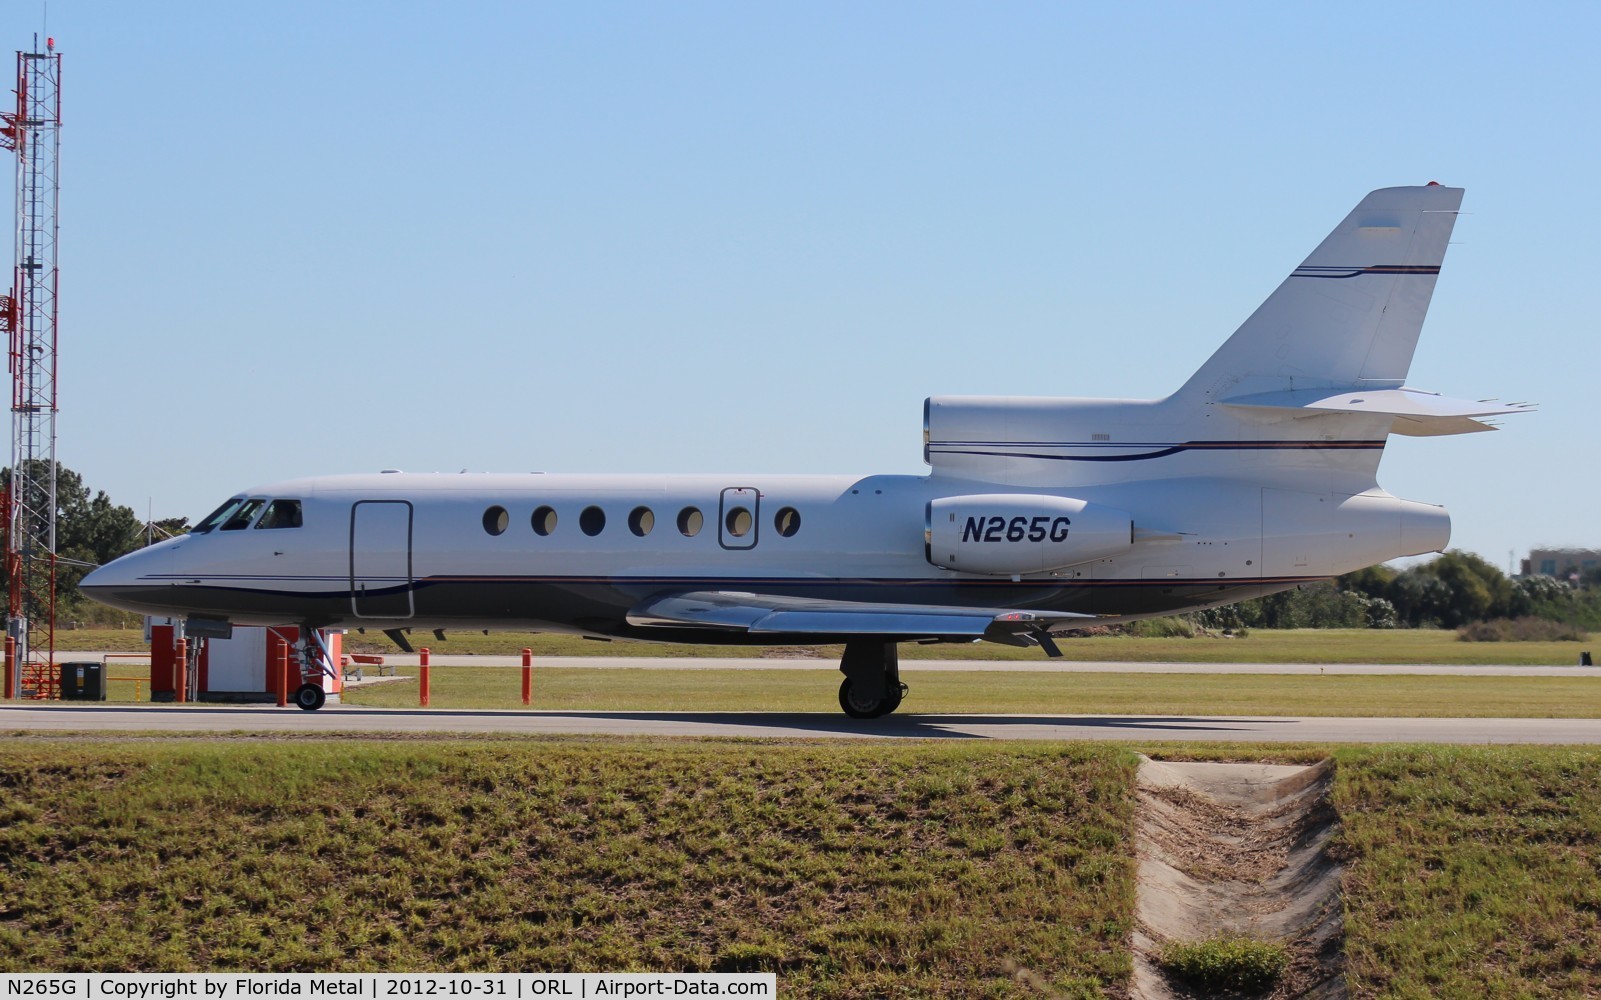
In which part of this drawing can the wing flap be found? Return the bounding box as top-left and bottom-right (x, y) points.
(627, 590), (1093, 641)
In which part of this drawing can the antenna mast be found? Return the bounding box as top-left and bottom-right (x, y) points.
(1, 38), (60, 699)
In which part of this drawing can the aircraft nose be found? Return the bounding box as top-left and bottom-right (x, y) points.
(78, 544), (176, 614)
(78, 560), (115, 593)
(80, 550), (150, 591)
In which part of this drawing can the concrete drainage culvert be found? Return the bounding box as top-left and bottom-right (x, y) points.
(1131, 755), (1345, 999)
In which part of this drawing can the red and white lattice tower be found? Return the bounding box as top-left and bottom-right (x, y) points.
(1, 40), (60, 699)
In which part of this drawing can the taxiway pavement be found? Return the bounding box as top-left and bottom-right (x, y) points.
(3, 703), (1599, 744)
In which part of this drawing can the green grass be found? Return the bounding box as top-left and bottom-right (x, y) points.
(5, 740), (1601, 996)
(1157, 934), (1289, 993)
(339, 665), (1601, 717)
(53, 627), (1601, 665)
(1334, 745), (1601, 996)
(53, 628), (154, 653)
(0, 739), (1134, 996)
(1003, 628), (1595, 666)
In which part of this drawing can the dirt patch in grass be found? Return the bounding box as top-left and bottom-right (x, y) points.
(1132, 756), (1344, 998)
(758, 646), (827, 659)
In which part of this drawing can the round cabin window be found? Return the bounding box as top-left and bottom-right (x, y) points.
(629, 506), (655, 537)
(774, 507), (801, 537)
(531, 506), (557, 536)
(677, 507), (703, 537)
(725, 506), (752, 538)
(580, 505), (606, 536)
(483, 506), (509, 536)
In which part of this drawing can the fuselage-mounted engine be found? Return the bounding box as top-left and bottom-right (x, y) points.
(925, 494), (1134, 576)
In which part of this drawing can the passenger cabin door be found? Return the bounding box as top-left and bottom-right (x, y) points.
(718, 487), (760, 551)
(350, 500), (414, 619)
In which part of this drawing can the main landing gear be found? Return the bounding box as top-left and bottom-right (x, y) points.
(837, 640), (908, 719)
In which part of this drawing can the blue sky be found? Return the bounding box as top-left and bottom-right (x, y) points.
(6, 2), (1596, 570)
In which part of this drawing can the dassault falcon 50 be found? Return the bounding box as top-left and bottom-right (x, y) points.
(83, 184), (1527, 716)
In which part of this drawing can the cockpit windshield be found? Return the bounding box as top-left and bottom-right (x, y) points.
(193, 498), (248, 534)
(221, 499), (266, 530)
(192, 497), (304, 534)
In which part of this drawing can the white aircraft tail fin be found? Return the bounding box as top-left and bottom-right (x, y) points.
(925, 185), (1525, 490)
(1177, 184), (1464, 403)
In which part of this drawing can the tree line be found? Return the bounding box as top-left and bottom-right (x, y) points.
(0, 463), (189, 627)
(1197, 550), (1601, 634)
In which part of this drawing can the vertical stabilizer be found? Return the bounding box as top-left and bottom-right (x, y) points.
(1177, 185), (1463, 403)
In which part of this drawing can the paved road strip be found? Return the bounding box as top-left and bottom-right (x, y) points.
(4, 703), (1600, 744)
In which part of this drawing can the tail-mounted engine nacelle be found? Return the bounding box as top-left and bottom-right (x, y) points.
(925, 494), (1134, 576)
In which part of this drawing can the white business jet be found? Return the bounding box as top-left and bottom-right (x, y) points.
(82, 184), (1527, 716)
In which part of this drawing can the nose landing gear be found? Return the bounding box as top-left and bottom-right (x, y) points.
(292, 626), (338, 711)
(294, 682), (327, 711)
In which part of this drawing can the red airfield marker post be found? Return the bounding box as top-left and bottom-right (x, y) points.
(277, 644), (289, 707)
(174, 637), (188, 704)
(521, 648), (532, 706)
(419, 647), (431, 707)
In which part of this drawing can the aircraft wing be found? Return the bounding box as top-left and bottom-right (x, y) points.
(626, 590), (1094, 646)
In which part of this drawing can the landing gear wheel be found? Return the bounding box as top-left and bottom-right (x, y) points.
(839, 677), (903, 719)
(884, 681), (908, 715)
(837, 640), (906, 719)
(294, 683), (327, 712)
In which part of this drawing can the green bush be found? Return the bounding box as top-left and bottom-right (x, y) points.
(1360, 595), (1399, 629)
(1456, 616), (1586, 642)
(1227, 555), (1601, 631)
(1126, 616), (1197, 638)
(1158, 934), (1288, 993)
(1233, 582), (1374, 629)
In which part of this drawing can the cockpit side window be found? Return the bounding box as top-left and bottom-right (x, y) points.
(256, 499), (303, 530)
(220, 499), (266, 531)
(193, 498), (248, 535)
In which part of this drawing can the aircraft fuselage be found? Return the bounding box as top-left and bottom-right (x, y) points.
(83, 469), (1442, 642)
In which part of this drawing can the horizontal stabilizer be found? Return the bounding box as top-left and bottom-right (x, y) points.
(628, 590), (1093, 642)
(1219, 386), (1535, 437)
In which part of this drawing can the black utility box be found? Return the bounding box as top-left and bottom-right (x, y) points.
(59, 661), (107, 701)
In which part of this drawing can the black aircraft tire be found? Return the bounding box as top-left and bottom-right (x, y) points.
(838, 677), (895, 720)
(884, 682), (908, 715)
(294, 683), (327, 712)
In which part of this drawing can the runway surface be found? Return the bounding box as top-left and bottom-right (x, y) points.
(4, 702), (1600, 743)
(62, 652), (1601, 676)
